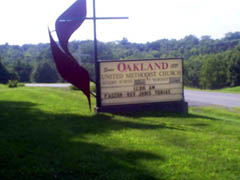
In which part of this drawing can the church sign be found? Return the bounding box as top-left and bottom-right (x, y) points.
(99, 58), (184, 107)
(49, 0), (188, 113)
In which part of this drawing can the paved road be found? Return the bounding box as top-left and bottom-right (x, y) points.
(25, 83), (71, 88)
(184, 89), (240, 108)
(25, 84), (240, 108)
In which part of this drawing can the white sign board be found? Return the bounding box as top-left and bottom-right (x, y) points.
(100, 59), (183, 106)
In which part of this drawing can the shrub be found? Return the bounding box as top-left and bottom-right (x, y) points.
(18, 83), (25, 87)
(8, 80), (18, 88)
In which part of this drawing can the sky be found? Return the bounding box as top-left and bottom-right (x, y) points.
(0, 0), (240, 45)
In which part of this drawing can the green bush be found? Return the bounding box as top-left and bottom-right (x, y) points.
(8, 80), (18, 88)
(18, 83), (25, 87)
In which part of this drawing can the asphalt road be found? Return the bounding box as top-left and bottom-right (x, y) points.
(25, 83), (71, 88)
(25, 84), (240, 108)
(184, 89), (240, 108)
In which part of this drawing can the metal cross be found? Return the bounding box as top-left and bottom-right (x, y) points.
(88, 0), (128, 108)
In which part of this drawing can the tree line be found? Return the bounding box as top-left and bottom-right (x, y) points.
(0, 32), (240, 89)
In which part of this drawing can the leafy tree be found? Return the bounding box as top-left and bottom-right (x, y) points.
(32, 62), (59, 83)
(224, 32), (240, 40)
(12, 60), (33, 82)
(227, 46), (240, 86)
(1, 31), (240, 89)
(0, 58), (10, 84)
(184, 56), (203, 88)
(199, 54), (228, 89)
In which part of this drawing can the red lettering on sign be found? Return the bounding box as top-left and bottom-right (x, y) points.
(162, 62), (168, 69)
(117, 63), (126, 72)
(117, 62), (169, 72)
(133, 64), (139, 71)
(127, 64), (132, 71)
(148, 63), (154, 70)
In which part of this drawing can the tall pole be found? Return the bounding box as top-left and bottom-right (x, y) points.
(93, 0), (101, 108)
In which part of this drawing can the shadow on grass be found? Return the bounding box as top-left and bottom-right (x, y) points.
(0, 101), (167, 180)
(115, 109), (220, 121)
(188, 123), (210, 128)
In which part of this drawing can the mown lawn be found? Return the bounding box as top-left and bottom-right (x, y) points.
(185, 86), (240, 94)
(0, 84), (240, 180)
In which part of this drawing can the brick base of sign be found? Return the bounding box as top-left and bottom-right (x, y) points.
(95, 101), (188, 114)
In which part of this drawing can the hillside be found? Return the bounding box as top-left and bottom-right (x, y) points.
(0, 32), (240, 89)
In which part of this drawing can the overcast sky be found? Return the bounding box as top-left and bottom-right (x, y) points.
(0, 0), (240, 45)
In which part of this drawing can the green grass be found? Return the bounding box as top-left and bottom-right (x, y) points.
(1, 84), (240, 180)
(217, 86), (240, 93)
(185, 86), (240, 94)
